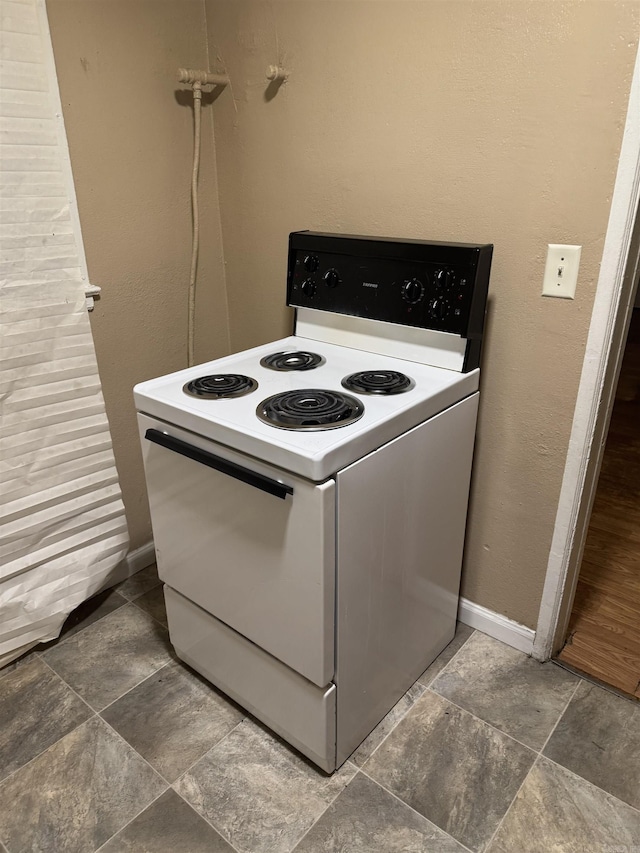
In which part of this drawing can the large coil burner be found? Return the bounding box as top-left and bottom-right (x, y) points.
(257, 388), (364, 430)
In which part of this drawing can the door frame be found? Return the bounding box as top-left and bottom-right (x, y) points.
(533, 46), (640, 661)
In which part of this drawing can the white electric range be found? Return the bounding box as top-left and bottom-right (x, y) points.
(134, 231), (493, 772)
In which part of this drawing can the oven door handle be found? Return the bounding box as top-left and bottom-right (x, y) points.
(144, 429), (294, 499)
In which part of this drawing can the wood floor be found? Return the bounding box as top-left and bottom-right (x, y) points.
(557, 309), (640, 700)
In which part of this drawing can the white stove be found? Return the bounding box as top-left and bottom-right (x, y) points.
(135, 232), (493, 772)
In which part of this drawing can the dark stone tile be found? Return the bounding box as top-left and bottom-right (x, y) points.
(488, 757), (640, 853)
(38, 588), (128, 649)
(417, 623), (474, 686)
(0, 649), (39, 681)
(175, 719), (356, 853)
(350, 682), (426, 767)
(364, 690), (535, 852)
(294, 772), (466, 852)
(43, 603), (173, 710)
(101, 661), (244, 782)
(432, 631), (579, 749)
(117, 564), (161, 600)
(0, 657), (91, 781)
(543, 680), (640, 810)
(132, 584), (167, 626)
(100, 789), (234, 852)
(0, 716), (166, 853)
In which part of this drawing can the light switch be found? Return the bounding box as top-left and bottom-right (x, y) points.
(542, 244), (581, 299)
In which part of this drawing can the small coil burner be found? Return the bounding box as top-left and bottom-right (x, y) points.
(341, 370), (415, 395)
(260, 351), (325, 371)
(257, 389), (364, 430)
(183, 374), (258, 399)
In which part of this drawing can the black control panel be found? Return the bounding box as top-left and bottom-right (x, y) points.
(287, 232), (493, 349)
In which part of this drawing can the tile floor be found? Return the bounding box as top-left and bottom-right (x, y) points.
(1, 565), (639, 853)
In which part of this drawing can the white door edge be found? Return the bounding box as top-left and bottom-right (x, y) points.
(533, 45), (640, 662)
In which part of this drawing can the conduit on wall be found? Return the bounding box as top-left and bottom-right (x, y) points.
(177, 68), (229, 366)
(0, 0), (129, 666)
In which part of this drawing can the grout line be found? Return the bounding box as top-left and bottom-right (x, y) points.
(0, 711), (98, 790)
(97, 659), (177, 714)
(484, 752), (544, 852)
(173, 784), (246, 853)
(172, 806), (244, 853)
(170, 770), (245, 853)
(98, 714), (172, 787)
(0, 659), (98, 788)
(117, 576), (162, 603)
(423, 688), (538, 756)
(128, 595), (168, 630)
(351, 681), (427, 769)
(170, 720), (355, 853)
(95, 662), (246, 853)
(418, 628), (478, 688)
(537, 677), (583, 756)
(33, 655), (192, 799)
(537, 674), (640, 816)
(92, 787), (169, 853)
(357, 767), (475, 853)
(37, 656), (96, 714)
(169, 715), (246, 786)
(483, 745), (640, 853)
(538, 752), (640, 818)
(482, 677), (584, 851)
(353, 628), (479, 770)
(118, 581), (162, 604)
(286, 762), (360, 852)
(40, 612), (175, 715)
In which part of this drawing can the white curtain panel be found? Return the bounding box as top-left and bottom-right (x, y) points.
(0, 0), (129, 665)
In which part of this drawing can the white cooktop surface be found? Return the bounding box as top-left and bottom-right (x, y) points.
(134, 335), (479, 481)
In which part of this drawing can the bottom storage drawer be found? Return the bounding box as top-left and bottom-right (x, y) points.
(164, 586), (337, 772)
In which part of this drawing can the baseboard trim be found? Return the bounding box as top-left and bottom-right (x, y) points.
(99, 541), (156, 591)
(123, 541), (156, 575)
(458, 597), (536, 656)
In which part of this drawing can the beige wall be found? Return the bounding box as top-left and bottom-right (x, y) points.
(45, 0), (638, 629)
(46, 0), (230, 550)
(205, 0), (639, 628)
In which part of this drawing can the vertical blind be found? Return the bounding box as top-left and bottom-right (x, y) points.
(0, 0), (129, 665)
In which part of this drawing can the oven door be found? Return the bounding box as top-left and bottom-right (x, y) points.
(137, 413), (335, 688)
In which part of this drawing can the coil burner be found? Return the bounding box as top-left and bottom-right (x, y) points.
(260, 351), (325, 371)
(183, 374), (258, 399)
(257, 389), (364, 430)
(341, 370), (415, 395)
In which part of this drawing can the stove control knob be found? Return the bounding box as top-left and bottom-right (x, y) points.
(428, 297), (451, 320)
(434, 268), (454, 291)
(300, 278), (316, 297)
(323, 268), (341, 288)
(304, 254), (319, 272)
(401, 278), (425, 305)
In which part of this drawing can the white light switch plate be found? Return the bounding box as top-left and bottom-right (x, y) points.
(542, 244), (581, 299)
